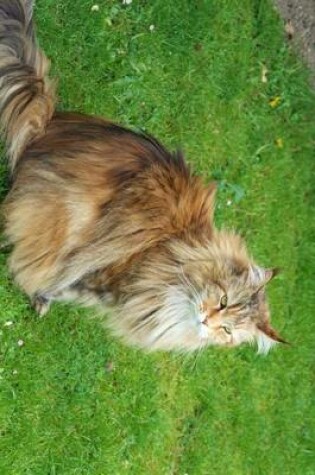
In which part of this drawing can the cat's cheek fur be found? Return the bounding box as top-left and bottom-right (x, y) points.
(199, 324), (210, 341)
(107, 286), (207, 351)
(231, 328), (255, 347)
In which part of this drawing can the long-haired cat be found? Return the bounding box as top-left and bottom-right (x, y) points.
(0, 0), (286, 353)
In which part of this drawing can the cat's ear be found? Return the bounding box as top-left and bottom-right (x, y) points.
(256, 322), (288, 354)
(248, 266), (280, 289)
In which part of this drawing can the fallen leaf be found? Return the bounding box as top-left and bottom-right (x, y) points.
(269, 96), (281, 108)
(275, 138), (284, 148)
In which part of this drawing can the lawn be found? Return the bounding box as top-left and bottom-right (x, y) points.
(0, 0), (314, 474)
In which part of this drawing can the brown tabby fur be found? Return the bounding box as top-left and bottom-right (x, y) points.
(0, 0), (286, 352)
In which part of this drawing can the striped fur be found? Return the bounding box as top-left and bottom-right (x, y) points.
(0, 0), (55, 171)
(0, 1), (285, 353)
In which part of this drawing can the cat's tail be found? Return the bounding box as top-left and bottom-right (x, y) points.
(0, 0), (55, 172)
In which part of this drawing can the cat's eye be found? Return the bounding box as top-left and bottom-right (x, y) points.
(220, 295), (228, 309)
(222, 325), (232, 335)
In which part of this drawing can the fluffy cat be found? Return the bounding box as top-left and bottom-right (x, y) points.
(0, 0), (286, 353)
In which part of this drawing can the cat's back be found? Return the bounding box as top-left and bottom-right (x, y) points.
(4, 112), (214, 296)
(10, 111), (215, 241)
(19, 111), (185, 188)
(12, 111), (199, 217)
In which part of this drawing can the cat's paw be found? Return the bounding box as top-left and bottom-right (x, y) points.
(32, 295), (51, 317)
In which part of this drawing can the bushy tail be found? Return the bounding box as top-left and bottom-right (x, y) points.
(0, 0), (55, 172)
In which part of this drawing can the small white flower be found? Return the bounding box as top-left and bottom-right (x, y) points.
(91, 4), (100, 12)
(17, 339), (24, 347)
(227, 200), (232, 206)
(4, 320), (14, 327)
(122, 0), (132, 5)
(13, 369), (18, 375)
(149, 24), (155, 32)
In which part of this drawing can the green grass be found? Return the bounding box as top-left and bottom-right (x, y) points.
(0, 0), (314, 474)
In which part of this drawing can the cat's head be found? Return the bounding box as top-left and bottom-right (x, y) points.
(191, 265), (285, 353)
(166, 231), (286, 353)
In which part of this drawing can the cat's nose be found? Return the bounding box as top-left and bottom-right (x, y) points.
(207, 307), (220, 319)
(200, 302), (221, 320)
(201, 314), (208, 325)
(200, 309), (218, 325)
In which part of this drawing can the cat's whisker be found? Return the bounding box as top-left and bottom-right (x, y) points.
(152, 321), (182, 345)
(132, 308), (161, 332)
(189, 344), (204, 371)
(183, 270), (201, 303)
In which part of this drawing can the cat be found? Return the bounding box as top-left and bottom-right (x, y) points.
(0, 0), (286, 353)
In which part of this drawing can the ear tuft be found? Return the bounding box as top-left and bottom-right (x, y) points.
(256, 322), (288, 354)
(265, 267), (281, 283)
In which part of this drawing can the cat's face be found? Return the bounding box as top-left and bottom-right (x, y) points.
(154, 235), (286, 353)
(122, 265), (284, 353)
(192, 271), (282, 353)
